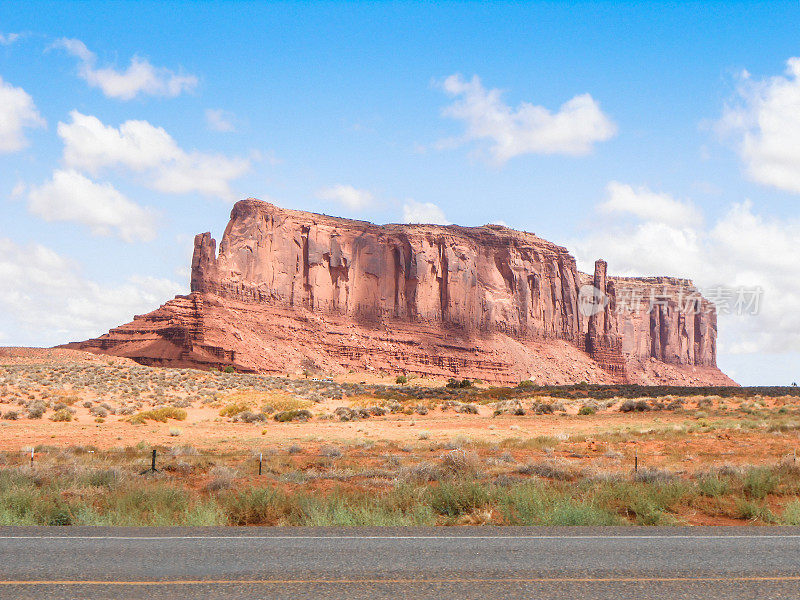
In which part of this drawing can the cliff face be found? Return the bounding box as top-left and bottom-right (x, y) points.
(192, 199), (585, 343)
(65, 198), (734, 385)
(581, 261), (720, 384)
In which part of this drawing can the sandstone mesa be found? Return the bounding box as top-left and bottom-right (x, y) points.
(64, 198), (735, 386)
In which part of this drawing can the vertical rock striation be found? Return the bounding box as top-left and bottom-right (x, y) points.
(190, 199), (585, 343)
(64, 198), (734, 385)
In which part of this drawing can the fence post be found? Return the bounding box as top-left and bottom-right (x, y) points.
(634, 450), (638, 473)
(140, 449), (158, 475)
(30, 448), (34, 468)
(259, 452), (263, 476)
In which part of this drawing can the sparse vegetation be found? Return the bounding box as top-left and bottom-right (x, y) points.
(3, 352), (800, 527)
(1, 450), (798, 526)
(127, 407), (187, 424)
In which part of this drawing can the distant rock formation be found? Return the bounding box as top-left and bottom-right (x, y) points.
(64, 198), (735, 385)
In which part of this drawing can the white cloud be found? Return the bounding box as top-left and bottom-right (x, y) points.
(316, 184), (374, 211)
(600, 181), (703, 227)
(0, 238), (182, 347)
(58, 110), (250, 200)
(205, 108), (235, 132)
(439, 74), (617, 164)
(53, 37), (197, 100)
(0, 76), (45, 153)
(402, 199), (449, 225)
(10, 181), (26, 199)
(0, 32), (21, 45)
(572, 185), (800, 357)
(28, 170), (157, 242)
(719, 58), (800, 194)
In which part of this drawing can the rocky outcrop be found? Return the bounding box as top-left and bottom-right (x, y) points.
(191, 199), (585, 342)
(64, 198), (735, 386)
(585, 259), (626, 377)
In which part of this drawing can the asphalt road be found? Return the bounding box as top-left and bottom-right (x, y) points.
(1, 527), (800, 599)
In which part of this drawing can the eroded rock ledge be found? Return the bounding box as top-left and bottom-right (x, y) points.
(64, 199), (735, 385)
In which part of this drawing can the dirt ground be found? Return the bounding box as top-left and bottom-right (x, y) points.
(1, 347), (799, 475)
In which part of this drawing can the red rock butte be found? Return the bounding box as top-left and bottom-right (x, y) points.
(63, 198), (736, 386)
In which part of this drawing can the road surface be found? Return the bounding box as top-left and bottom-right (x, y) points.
(1, 527), (799, 599)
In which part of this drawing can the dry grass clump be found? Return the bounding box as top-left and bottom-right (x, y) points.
(50, 408), (73, 422)
(234, 410), (268, 423)
(219, 401), (253, 418)
(516, 460), (575, 481)
(204, 466), (237, 492)
(632, 467), (676, 484)
(273, 409), (312, 422)
(26, 401), (47, 419)
(402, 461), (444, 483)
(320, 445), (342, 458)
(440, 449), (479, 476)
(127, 407), (187, 424)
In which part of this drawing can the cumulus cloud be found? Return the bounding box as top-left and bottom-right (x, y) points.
(402, 200), (449, 225)
(600, 181), (702, 227)
(0, 76), (46, 153)
(439, 74), (617, 164)
(53, 37), (197, 100)
(316, 184), (374, 211)
(27, 170), (157, 242)
(57, 110), (250, 200)
(572, 184), (800, 357)
(719, 58), (800, 194)
(0, 32), (21, 45)
(205, 108), (236, 132)
(0, 238), (182, 346)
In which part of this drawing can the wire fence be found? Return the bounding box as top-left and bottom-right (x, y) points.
(2, 443), (795, 482)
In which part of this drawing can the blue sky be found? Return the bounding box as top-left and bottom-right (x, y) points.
(1, 1), (799, 385)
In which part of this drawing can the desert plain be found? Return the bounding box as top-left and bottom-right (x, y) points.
(2, 346), (800, 527)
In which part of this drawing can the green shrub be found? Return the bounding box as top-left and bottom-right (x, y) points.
(395, 375), (408, 385)
(620, 400), (650, 412)
(446, 378), (473, 389)
(87, 469), (120, 489)
(578, 405), (597, 415)
(781, 500), (800, 525)
(736, 499), (776, 523)
(428, 481), (491, 517)
(743, 467), (778, 499)
(698, 476), (730, 497)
